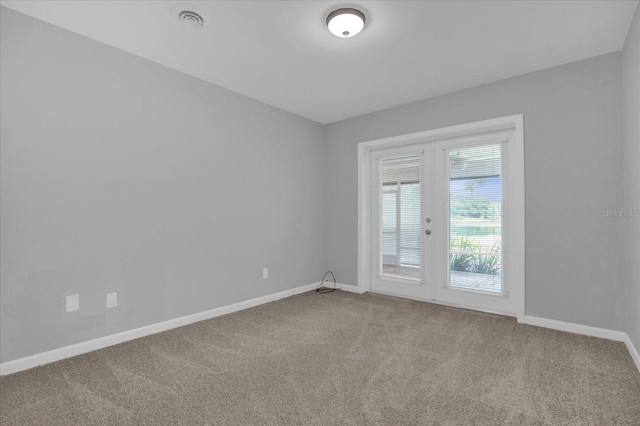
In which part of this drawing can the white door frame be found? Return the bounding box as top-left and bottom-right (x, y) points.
(357, 115), (525, 322)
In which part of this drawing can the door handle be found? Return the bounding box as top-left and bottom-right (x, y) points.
(425, 229), (432, 235)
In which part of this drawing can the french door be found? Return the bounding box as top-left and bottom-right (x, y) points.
(370, 129), (521, 316)
(370, 143), (435, 300)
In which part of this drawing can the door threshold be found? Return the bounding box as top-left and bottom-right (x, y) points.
(367, 290), (517, 319)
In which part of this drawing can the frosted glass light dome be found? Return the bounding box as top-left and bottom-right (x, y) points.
(327, 8), (365, 38)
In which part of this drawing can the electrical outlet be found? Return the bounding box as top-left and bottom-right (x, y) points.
(66, 294), (79, 312)
(106, 292), (117, 308)
(263, 268), (268, 279)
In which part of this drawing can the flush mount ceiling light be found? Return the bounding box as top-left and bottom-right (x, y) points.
(326, 8), (365, 38)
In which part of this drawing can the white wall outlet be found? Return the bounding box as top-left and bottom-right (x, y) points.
(66, 294), (79, 312)
(263, 268), (268, 279)
(106, 292), (117, 308)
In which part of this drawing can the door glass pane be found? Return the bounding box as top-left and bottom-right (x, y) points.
(449, 145), (502, 292)
(380, 156), (421, 280)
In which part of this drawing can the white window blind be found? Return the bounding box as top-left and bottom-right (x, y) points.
(448, 143), (508, 293)
(380, 155), (421, 279)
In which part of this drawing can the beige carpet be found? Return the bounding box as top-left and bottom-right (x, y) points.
(1, 290), (639, 425)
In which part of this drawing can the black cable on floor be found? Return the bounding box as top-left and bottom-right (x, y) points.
(316, 271), (337, 293)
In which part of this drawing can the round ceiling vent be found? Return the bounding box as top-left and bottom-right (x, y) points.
(171, 4), (208, 28)
(179, 10), (205, 27)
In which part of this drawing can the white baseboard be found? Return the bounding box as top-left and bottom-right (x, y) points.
(623, 334), (640, 373)
(523, 315), (627, 341)
(0, 282), (318, 376)
(314, 281), (366, 294)
(336, 283), (367, 294)
(524, 315), (640, 373)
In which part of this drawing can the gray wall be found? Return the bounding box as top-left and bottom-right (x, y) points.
(622, 5), (640, 351)
(326, 53), (625, 331)
(0, 8), (326, 363)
